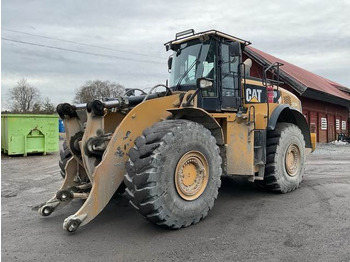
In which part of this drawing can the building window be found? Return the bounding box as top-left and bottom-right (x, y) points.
(321, 118), (327, 130)
(336, 119), (340, 130)
(342, 121), (347, 130)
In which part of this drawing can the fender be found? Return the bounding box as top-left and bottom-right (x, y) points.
(268, 105), (312, 149)
(167, 107), (225, 145)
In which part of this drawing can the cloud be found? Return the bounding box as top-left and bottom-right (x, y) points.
(2, 0), (350, 109)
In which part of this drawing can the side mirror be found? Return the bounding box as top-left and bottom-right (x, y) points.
(196, 78), (213, 90)
(184, 77), (214, 107)
(167, 56), (173, 71)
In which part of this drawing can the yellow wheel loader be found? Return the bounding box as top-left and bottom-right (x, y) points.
(38, 29), (315, 232)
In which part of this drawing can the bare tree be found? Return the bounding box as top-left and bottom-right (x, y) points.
(9, 78), (41, 113)
(32, 102), (42, 114)
(42, 97), (56, 114)
(74, 80), (125, 103)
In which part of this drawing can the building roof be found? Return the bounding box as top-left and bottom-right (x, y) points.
(245, 46), (350, 102)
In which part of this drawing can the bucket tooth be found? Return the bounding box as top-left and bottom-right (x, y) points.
(38, 200), (60, 216)
(61, 158), (125, 232)
(38, 158), (86, 216)
(63, 214), (87, 233)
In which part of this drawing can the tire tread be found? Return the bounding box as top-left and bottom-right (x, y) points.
(124, 120), (222, 228)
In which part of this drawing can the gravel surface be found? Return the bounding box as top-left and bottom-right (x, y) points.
(1, 143), (350, 261)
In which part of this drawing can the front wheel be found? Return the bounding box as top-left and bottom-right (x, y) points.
(124, 120), (222, 229)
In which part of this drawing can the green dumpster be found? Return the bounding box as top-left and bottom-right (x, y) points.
(1, 114), (59, 156)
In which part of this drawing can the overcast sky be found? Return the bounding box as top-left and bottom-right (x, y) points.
(1, 0), (350, 110)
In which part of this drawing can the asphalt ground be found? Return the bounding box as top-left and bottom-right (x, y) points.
(1, 143), (350, 262)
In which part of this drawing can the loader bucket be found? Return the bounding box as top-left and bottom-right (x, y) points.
(38, 93), (181, 232)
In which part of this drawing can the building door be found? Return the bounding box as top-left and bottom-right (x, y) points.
(328, 115), (335, 142)
(319, 113), (327, 143)
(335, 117), (341, 140)
(310, 111), (318, 142)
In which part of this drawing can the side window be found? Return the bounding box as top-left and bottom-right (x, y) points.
(221, 42), (241, 110)
(221, 44), (239, 96)
(221, 44), (230, 73)
(201, 44), (217, 97)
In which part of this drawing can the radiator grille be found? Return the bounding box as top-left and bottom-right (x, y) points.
(283, 95), (292, 105)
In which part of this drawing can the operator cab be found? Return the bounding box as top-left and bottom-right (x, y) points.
(165, 29), (251, 112)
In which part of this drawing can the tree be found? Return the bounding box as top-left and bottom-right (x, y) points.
(74, 80), (125, 103)
(41, 97), (56, 114)
(9, 78), (41, 113)
(32, 102), (42, 114)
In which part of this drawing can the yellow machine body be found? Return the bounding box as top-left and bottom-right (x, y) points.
(38, 29), (315, 232)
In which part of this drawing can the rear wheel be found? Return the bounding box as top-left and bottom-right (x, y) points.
(256, 122), (305, 193)
(124, 120), (222, 228)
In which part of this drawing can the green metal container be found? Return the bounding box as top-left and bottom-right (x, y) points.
(1, 114), (59, 156)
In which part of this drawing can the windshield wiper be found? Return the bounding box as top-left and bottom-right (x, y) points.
(176, 59), (198, 89)
(176, 45), (203, 89)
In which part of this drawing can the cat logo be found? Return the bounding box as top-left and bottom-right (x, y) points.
(246, 86), (263, 103)
(249, 96), (259, 102)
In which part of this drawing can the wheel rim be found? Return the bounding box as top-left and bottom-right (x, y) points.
(175, 151), (209, 201)
(285, 144), (301, 177)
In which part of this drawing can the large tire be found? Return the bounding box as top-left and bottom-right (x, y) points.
(124, 120), (222, 229)
(59, 140), (72, 179)
(257, 122), (305, 193)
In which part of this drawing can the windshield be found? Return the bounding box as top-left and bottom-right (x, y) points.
(169, 39), (216, 93)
